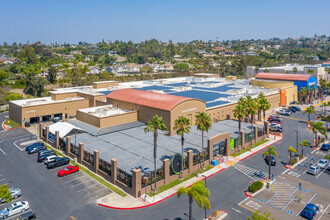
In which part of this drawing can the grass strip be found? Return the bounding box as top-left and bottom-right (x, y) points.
(147, 165), (213, 197)
(4, 118), (21, 128)
(43, 142), (127, 197)
(231, 139), (269, 157)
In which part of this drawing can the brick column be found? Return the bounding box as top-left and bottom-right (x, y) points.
(240, 130), (245, 149)
(187, 150), (193, 174)
(66, 136), (71, 155)
(93, 150), (99, 173)
(78, 143), (84, 164)
(254, 126), (258, 144)
(225, 137), (230, 157)
(265, 122), (269, 138)
(132, 169), (141, 198)
(39, 123), (44, 139)
(163, 159), (170, 185)
(45, 126), (49, 143)
(55, 131), (60, 149)
(111, 159), (117, 184)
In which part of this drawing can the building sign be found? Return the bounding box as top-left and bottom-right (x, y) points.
(182, 108), (197, 113)
(308, 81), (316, 86)
(307, 69), (314, 74)
(26, 110), (36, 113)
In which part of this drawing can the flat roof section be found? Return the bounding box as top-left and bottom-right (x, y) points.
(10, 96), (85, 107)
(78, 105), (132, 118)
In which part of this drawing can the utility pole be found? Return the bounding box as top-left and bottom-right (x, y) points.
(296, 130), (298, 152)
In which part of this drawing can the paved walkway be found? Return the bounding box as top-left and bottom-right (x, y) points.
(97, 134), (282, 209)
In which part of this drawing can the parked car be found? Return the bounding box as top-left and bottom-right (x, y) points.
(58, 165), (79, 177)
(0, 201), (29, 219)
(269, 120), (281, 125)
(287, 107), (297, 113)
(27, 145), (47, 154)
(328, 164), (330, 171)
(307, 165), (321, 175)
(283, 109), (292, 114)
(316, 159), (328, 169)
(270, 123), (281, 128)
(0, 188), (22, 203)
(264, 155), (276, 166)
(289, 106), (301, 111)
(25, 142), (43, 151)
(320, 143), (329, 151)
(269, 114), (281, 118)
(52, 117), (61, 123)
(268, 118), (281, 123)
(269, 125), (282, 133)
(18, 211), (37, 220)
(277, 109), (290, 116)
(290, 101), (298, 105)
(44, 155), (59, 165)
(37, 151), (56, 162)
(47, 157), (70, 169)
(300, 203), (319, 219)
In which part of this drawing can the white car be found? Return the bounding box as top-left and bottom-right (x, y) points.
(0, 201), (29, 219)
(307, 165), (321, 175)
(316, 159), (329, 169)
(44, 155), (59, 165)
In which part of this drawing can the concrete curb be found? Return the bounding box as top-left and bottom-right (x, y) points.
(285, 157), (307, 169)
(1, 120), (22, 131)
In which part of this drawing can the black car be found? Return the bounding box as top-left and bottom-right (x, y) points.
(47, 157), (70, 169)
(18, 211), (37, 220)
(289, 101), (297, 105)
(37, 151), (56, 162)
(289, 106), (301, 111)
(269, 118), (281, 123)
(25, 142), (43, 151)
(287, 107), (297, 113)
(28, 145), (47, 154)
(264, 155), (276, 166)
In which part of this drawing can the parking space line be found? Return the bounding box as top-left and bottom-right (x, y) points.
(64, 174), (86, 183)
(83, 188), (109, 198)
(317, 203), (330, 220)
(0, 148), (6, 155)
(76, 183), (100, 193)
(71, 179), (93, 188)
(0, 179), (6, 182)
(315, 170), (324, 179)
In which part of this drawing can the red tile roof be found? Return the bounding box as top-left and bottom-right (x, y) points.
(255, 72), (313, 82)
(107, 89), (197, 111)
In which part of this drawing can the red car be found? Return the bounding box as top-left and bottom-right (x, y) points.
(269, 120), (281, 125)
(58, 165), (79, 177)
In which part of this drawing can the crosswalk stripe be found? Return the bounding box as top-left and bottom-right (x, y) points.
(232, 163), (268, 182)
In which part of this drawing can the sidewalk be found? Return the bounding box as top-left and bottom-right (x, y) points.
(97, 134), (283, 209)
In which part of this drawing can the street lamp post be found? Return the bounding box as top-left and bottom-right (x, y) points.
(202, 175), (207, 219)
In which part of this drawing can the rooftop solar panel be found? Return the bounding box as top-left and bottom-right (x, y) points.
(169, 90), (228, 102)
(194, 85), (241, 92)
(99, 91), (113, 95)
(206, 100), (231, 108)
(136, 85), (172, 91)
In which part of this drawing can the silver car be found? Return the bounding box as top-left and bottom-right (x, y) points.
(0, 201), (29, 219)
(316, 159), (329, 169)
(0, 188), (22, 203)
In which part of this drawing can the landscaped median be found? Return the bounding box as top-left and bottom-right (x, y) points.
(285, 155), (306, 170)
(206, 210), (228, 220)
(42, 141), (127, 197)
(245, 181), (264, 197)
(2, 118), (21, 130)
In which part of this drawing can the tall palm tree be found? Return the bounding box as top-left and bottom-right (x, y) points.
(144, 115), (168, 191)
(195, 112), (212, 170)
(246, 96), (258, 146)
(288, 146), (297, 165)
(257, 93), (271, 139)
(299, 87), (308, 104)
(310, 121), (328, 147)
(177, 181), (210, 220)
(233, 97), (247, 151)
(308, 85), (316, 104)
(303, 107), (316, 123)
(318, 79), (327, 100)
(320, 101), (329, 115)
(174, 116), (191, 179)
(262, 146), (278, 179)
(298, 140), (309, 157)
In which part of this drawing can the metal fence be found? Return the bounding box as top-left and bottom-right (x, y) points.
(258, 127), (264, 137)
(99, 158), (111, 176)
(70, 143), (79, 156)
(83, 150), (94, 165)
(117, 168), (132, 187)
(234, 136), (242, 148)
(59, 138), (66, 152)
(141, 168), (164, 187)
(193, 153), (203, 165)
(245, 131), (254, 143)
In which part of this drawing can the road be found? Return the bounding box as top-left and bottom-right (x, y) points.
(0, 109), (324, 220)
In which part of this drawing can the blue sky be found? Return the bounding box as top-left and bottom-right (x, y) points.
(1, 0), (329, 44)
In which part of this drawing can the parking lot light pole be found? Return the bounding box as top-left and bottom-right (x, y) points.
(296, 130), (298, 152)
(202, 175), (207, 219)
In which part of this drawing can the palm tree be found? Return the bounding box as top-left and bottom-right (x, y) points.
(262, 147), (278, 179)
(310, 121), (328, 147)
(299, 87), (308, 104)
(177, 181), (210, 220)
(195, 112), (212, 170)
(298, 140), (309, 157)
(318, 79), (327, 100)
(288, 146), (298, 165)
(320, 101), (329, 115)
(233, 97), (247, 151)
(246, 96), (258, 146)
(174, 116), (191, 179)
(257, 93), (271, 140)
(308, 85), (316, 104)
(303, 107), (316, 123)
(144, 115), (168, 192)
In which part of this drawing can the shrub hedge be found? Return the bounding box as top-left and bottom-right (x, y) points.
(248, 181), (263, 193)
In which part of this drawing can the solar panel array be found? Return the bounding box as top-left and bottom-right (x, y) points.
(194, 85), (240, 92)
(136, 85), (172, 91)
(169, 90), (229, 102)
(206, 100), (231, 108)
(99, 91), (113, 95)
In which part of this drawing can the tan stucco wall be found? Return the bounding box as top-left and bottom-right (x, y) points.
(251, 79), (294, 89)
(77, 93), (106, 107)
(280, 86), (298, 106)
(12, 99), (90, 125)
(50, 92), (78, 101)
(92, 81), (119, 89)
(76, 110), (137, 128)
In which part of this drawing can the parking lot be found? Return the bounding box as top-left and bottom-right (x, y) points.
(240, 174), (330, 220)
(0, 128), (112, 219)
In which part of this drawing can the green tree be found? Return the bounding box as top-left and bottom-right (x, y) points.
(4, 93), (23, 102)
(299, 87), (308, 104)
(256, 93), (271, 139)
(247, 210), (274, 220)
(48, 66), (57, 84)
(262, 147), (278, 179)
(177, 181), (210, 220)
(0, 71), (8, 84)
(144, 115), (168, 192)
(140, 66), (153, 73)
(24, 72), (48, 97)
(303, 107), (316, 123)
(195, 112), (212, 170)
(320, 101), (329, 115)
(233, 97), (247, 151)
(0, 184), (12, 204)
(293, 67), (298, 73)
(174, 63), (189, 73)
(310, 121), (328, 147)
(288, 146), (297, 165)
(298, 140), (309, 157)
(246, 96), (258, 146)
(174, 116), (191, 179)
(318, 79), (327, 100)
